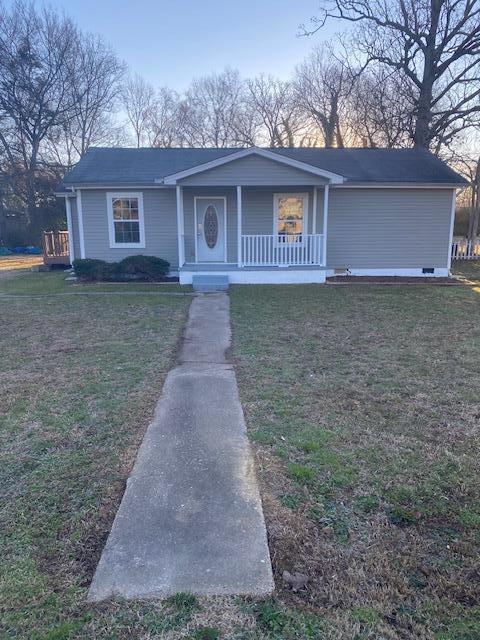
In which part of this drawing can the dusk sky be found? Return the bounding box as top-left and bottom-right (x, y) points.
(43, 0), (340, 89)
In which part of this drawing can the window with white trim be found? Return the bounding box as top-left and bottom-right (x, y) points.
(274, 193), (307, 243)
(107, 192), (145, 248)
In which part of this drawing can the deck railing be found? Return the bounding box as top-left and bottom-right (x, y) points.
(241, 234), (324, 267)
(43, 230), (70, 265)
(451, 239), (480, 261)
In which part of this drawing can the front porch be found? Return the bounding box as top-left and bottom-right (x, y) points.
(175, 184), (330, 283)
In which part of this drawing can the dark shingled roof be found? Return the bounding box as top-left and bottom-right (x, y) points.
(61, 146), (467, 186)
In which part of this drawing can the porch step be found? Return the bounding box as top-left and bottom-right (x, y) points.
(192, 275), (230, 292)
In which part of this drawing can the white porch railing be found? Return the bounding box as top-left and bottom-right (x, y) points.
(241, 234), (325, 267)
(451, 239), (480, 260)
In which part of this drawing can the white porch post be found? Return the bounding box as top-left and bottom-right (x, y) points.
(237, 185), (242, 267)
(312, 187), (317, 235)
(76, 189), (85, 259)
(447, 188), (456, 273)
(322, 184), (329, 267)
(65, 196), (75, 263)
(176, 185), (185, 268)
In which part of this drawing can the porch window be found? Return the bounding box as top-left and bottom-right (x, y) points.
(107, 192), (145, 248)
(274, 193), (307, 242)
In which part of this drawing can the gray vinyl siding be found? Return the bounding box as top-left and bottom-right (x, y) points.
(80, 189), (179, 267)
(179, 155), (329, 186)
(241, 187), (322, 235)
(75, 184), (453, 272)
(327, 188), (453, 269)
(182, 186), (325, 263)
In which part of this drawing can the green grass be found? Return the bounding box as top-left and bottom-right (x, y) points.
(0, 269), (189, 294)
(241, 600), (325, 639)
(0, 271), (195, 639)
(230, 268), (480, 639)
(4, 265), (480, 639)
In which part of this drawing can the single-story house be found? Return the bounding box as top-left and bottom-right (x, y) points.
(58, 146), (467, 284)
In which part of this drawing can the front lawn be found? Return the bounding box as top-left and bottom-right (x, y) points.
(3, 265), (480, 639)
(230, 268), (480, 639)
(0, 271), (197, 638)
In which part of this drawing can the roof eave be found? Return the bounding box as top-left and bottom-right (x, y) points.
(60, 182), (173, 190)
(335, 181), (467, 188)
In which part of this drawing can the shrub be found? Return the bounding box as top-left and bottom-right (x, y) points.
(119, 255), (170, 280)
(72, 259), (118, 281)
(73, 255), (170, 282)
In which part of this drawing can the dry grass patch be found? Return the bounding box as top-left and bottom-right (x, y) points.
(0, 254), (43, 273)
(230, 271), (480, 639)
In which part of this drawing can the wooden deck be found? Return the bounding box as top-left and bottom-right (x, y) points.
(43, 231), (70, 266)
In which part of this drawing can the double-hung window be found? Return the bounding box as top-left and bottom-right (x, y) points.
(274, 193), (308, 243)
(107, 192), (145, 248)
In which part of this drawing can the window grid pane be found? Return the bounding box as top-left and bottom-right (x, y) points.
(114, 221), (140, 244)
(277, 196), (304, 239)
(112, 197), (141, 244)
(112, 198), (140, 221)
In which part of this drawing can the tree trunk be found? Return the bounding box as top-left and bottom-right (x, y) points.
(413, 0), (441, 148)
(335, 114), (345, 148)
(413, 79), (435, 148)
(25, 142), (39, 225)
(0, 181), (7, 246)
(283, 120), (295, 147)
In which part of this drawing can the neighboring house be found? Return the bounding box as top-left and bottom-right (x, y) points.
(57, 146), (467, 284)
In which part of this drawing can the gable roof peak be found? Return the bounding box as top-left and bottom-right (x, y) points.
(162, 146), (345, 184)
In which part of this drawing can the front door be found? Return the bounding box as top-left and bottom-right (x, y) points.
(195, 197), (226, 262)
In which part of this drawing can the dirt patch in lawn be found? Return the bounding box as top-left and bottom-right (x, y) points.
(0, 254), (43, 274)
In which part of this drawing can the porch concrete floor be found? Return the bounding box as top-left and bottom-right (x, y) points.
(89, 293), (273, 600)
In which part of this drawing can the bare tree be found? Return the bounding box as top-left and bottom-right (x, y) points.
(45, 33), (124, 168)
(246, 74), (308, 147)
(348, 67), (413, 148)
(123, 74), (155, 147)
(0, 1), (79, 220)
(468, 156), (480, 241)
(148, 87), (183, 148)
(294, 46), (354, 147)
(454, 149), (480, 241)
(305, 1), (480, 151)
(66, 33), (124, 156)
(181, 68), (245, 147)
(45, 115), (126, 170)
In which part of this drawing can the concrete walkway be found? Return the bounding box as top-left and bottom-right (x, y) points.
(89, 293), (273, 600)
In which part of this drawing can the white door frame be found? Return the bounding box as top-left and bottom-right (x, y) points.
(194, 196), (228, 263)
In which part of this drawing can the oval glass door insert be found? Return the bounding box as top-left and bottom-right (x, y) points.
(204, 205), (219, 249)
